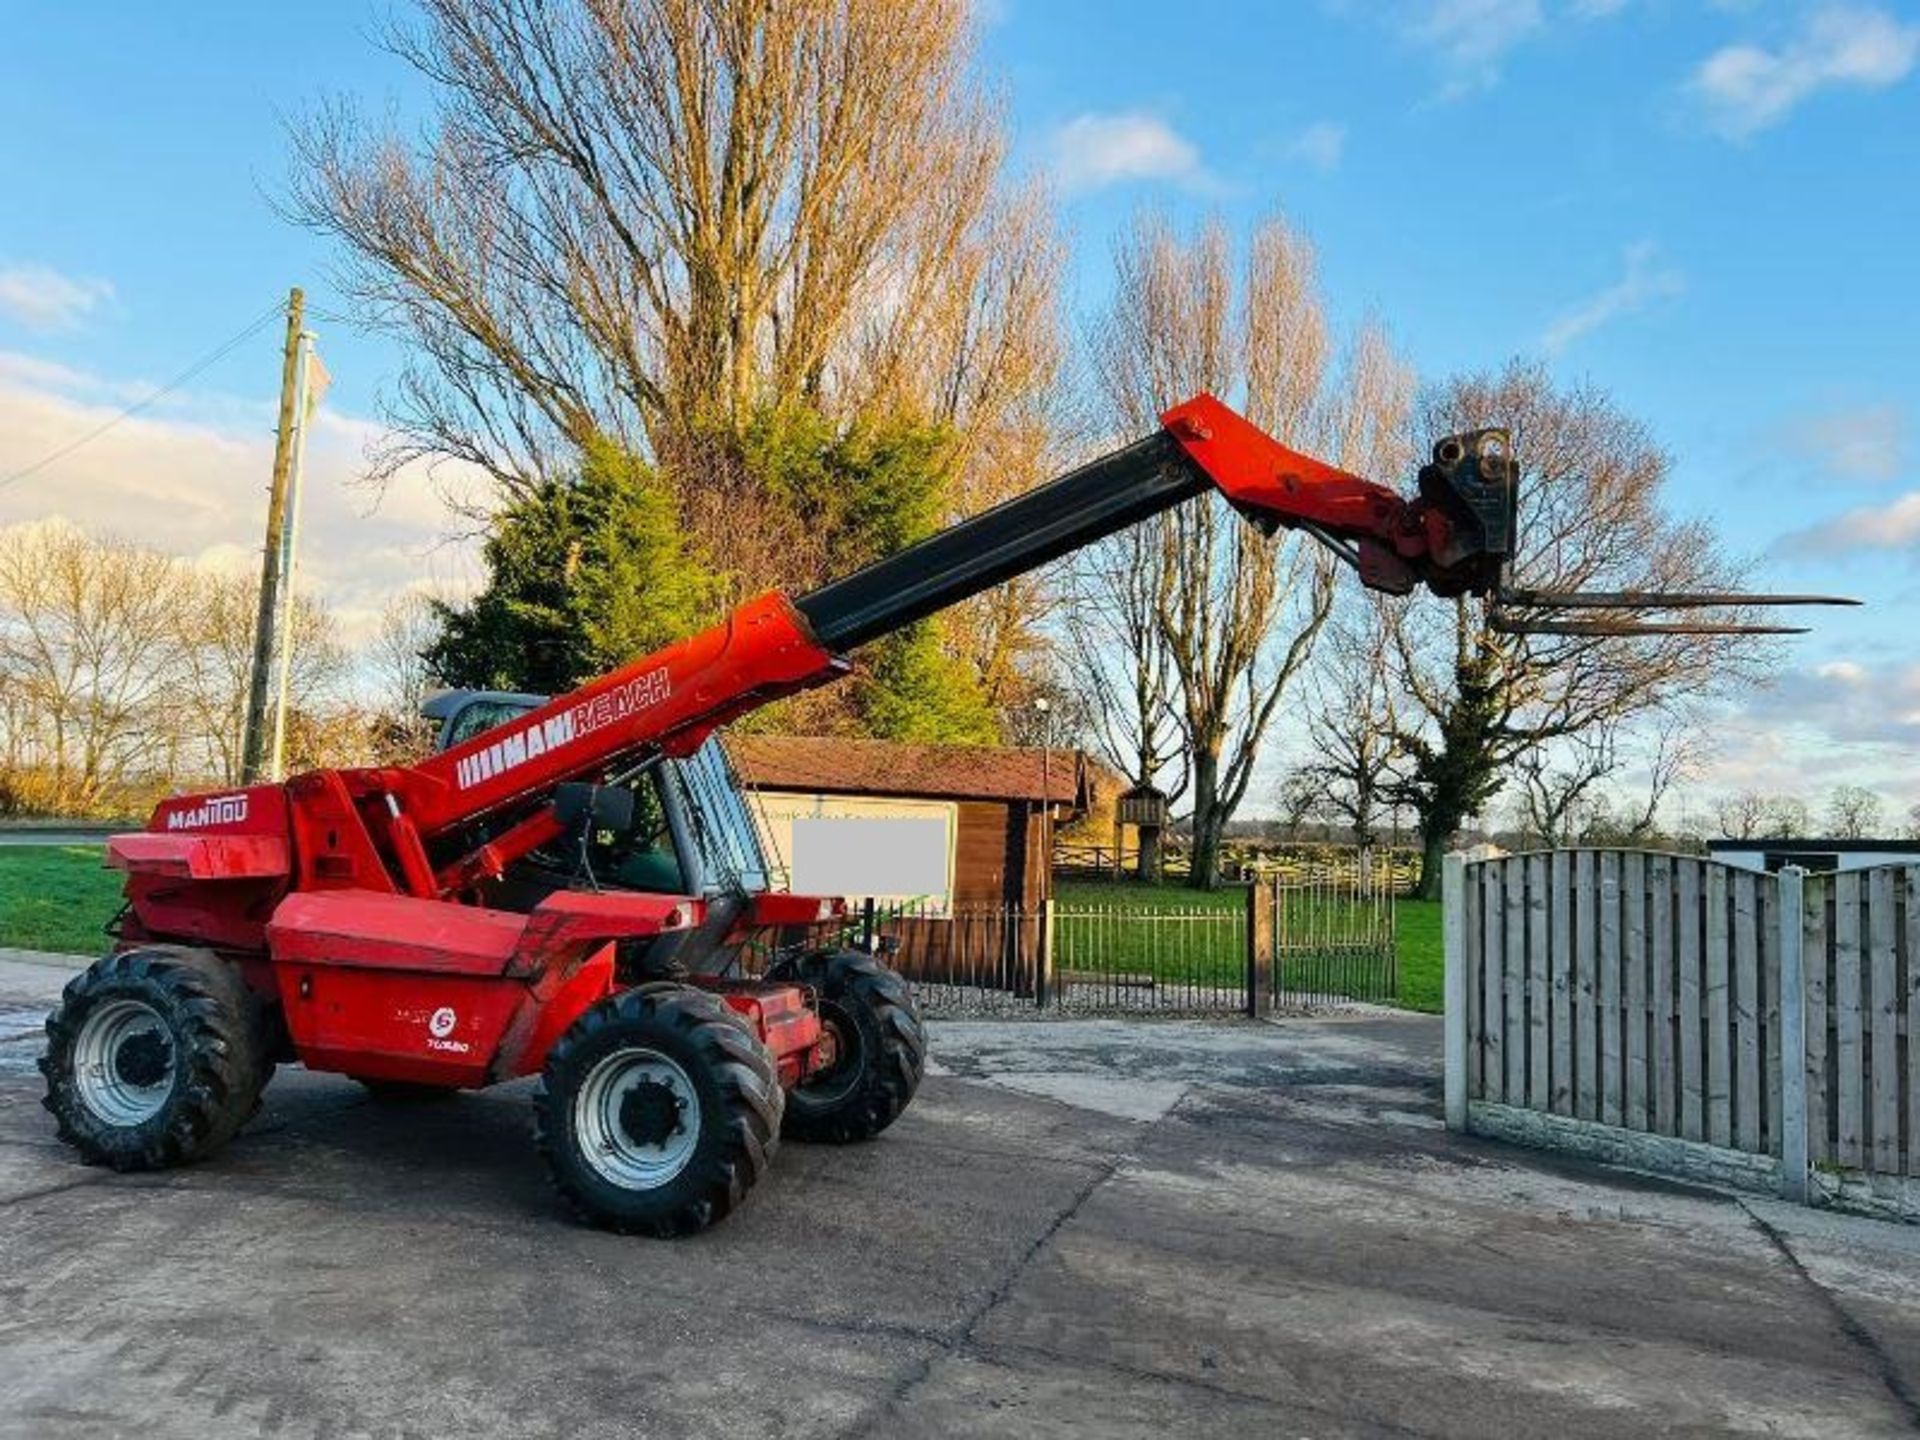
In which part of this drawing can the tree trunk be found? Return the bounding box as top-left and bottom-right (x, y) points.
(1415, 825), (1449, 902)
(1136, 825), (1164, 883)
(1186, 747), (1224, 891)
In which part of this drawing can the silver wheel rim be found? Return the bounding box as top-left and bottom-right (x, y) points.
(72, 998), (175, 1127)
(574, 1047), (701, 1191)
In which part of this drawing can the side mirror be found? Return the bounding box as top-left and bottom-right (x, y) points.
(554, 782), (637, 835)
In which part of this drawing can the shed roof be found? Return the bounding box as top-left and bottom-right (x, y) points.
(727, 734), (1087, 806)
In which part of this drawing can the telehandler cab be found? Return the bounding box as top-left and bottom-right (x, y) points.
(39, 394), (1843, 1235)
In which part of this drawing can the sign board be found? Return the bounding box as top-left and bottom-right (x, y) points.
(751, 792), (957, 914)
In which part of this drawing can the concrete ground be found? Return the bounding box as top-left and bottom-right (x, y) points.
(3, 950), (1918, 1438)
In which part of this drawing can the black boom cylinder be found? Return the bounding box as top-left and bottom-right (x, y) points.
(794, 431), (1205, 652)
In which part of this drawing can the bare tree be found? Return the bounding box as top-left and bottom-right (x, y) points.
(369, 592), (445, 722)
(1294, 596), (1406, 848)
(289, 0), (1045, 494)
(1386, 362), (1771, 897)
(1062, 523), (1187, 806)
(1087, 212), (1412, 887)
(1763, 795), (1812, 839)
(1516, 730), (1617, 848)
(0, 522), (194, 811)
(1274, 767), (1333, 841)
(1824, 784), (1884, 840)
(292, 1), (1069, 732)
(1717, 791), (1769, 840)
(175, 574), (346, 785)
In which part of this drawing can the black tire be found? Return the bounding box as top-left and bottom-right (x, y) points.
(40, 947), (266, 1171)
(534, 985), (783, 1236)
(774, 951), (925, 1144)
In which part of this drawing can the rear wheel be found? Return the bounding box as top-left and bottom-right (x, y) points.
(534, 985), (782, 1236)
(776, 951), (925, 1144)
(40, 947), (266, 1170)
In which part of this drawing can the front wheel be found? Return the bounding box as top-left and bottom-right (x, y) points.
(775, 951), (926, 1144)
(40, 947), (267, 1171)
(534, 985), (782, 1236)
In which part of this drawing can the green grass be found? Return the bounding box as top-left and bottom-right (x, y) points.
(1054, 878), (1443, 1012)
(0, 846), (123, 956)
(1393, 898), (1442, 1014)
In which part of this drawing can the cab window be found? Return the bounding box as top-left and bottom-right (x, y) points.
(445, 699), (531, 749)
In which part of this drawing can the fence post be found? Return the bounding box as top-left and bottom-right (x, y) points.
(1036, 898), (1055, 1010)
(1246, 881), (1274, 1018)
(1443, 852), (1468, 1132)
(1777, 865), (1810, 1205)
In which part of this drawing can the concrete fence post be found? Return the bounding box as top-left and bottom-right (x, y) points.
(1776, 865), (1810, 1205)
(1443, 852), (1468, 1132)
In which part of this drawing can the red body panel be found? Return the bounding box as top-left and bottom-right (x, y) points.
(106, 832), (289, 881)
(722, 988), (824, 1089)
(268, 892), (530, 975)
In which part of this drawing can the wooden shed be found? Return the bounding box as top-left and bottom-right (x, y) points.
(726, 734), (1092, 912)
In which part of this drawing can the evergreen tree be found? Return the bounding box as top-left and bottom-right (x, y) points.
(737, 407), (998, 742)
(428, 440), (719, 693)
(429, 411), (999, 744)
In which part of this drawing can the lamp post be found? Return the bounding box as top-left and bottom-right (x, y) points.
(1034, 695), (1053, 872)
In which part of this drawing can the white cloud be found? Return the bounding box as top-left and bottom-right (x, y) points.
(0, 264), (114, 333)
(1729, 659), (1920, 748)
(1778, 491), (1920, 556)
(1678, 657), (1920, 809)
(1691, 6), (1920, 138)
(1540, 241), (1684, 353)
(1410, 0), (1544, 92)
(1782, 404), (1907, 482)
(1049, 112), (1207, 194)
(1287, 121), (1348, 172)
(0, 359), (485, 647)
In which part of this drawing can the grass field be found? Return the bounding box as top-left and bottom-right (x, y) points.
(0, 846), (123, 958)
(0, 849), (1446, 1014)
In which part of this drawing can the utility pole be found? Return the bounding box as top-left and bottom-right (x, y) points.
(240, 288), (304, 784)
(268, 329), (324, 779)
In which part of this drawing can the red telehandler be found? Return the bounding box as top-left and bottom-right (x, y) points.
(37, 394), (1841, 1235)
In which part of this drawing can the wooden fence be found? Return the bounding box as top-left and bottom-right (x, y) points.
(1802, 868), (1918, 1177)
(1443, 851), (1917, 1213)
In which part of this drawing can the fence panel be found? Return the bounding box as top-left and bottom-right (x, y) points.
(1453, 853), (1917, 1209)
(1462, 850), (1780, 1150)
(1801, 868), (1916, 1181)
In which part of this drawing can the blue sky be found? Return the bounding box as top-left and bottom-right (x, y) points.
(1, 1), (1915, 815)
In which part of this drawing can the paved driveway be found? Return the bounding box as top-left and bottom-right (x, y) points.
(3, 952), (1918, 1437)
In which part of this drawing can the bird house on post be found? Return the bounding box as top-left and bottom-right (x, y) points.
(1118, 784), (1170, 883)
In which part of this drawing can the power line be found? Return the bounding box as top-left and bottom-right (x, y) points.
(0, 297), (290, 491)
